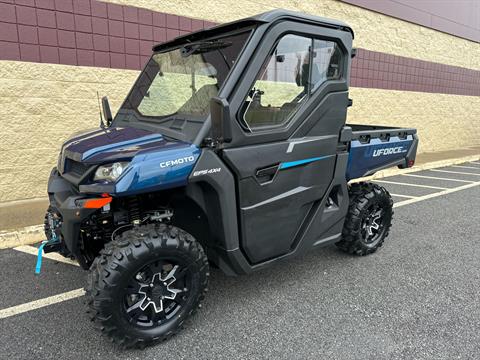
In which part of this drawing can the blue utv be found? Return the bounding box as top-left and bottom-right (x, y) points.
(43, 10), (418, 348)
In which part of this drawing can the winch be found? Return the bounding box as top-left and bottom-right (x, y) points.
(35, 209), (62, 274)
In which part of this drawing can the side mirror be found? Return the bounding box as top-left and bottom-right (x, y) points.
(210, 96), (232, 144)
(101, 96), (113, 127)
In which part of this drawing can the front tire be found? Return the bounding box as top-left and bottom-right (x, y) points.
(85, 224), (209, 348)
(336, 182), (393, 256)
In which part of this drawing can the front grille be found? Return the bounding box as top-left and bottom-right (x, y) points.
(65, 159), (90, 177)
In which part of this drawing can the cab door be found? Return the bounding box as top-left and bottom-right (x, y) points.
(222, 22), (351, 264)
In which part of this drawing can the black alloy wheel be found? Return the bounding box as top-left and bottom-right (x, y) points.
(336, 182), (393, 255)
(124, 258), (192, 327)
(361, 204), (386, 245)
(85, 224), (209, 348)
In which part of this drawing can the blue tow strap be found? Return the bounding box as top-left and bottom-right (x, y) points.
(35, 241), (48, 275)
(35, 230), (60, 275)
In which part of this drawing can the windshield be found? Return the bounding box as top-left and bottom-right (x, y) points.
(116, 30), (251, 141)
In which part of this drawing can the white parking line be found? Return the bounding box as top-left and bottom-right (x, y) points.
(452, 165), (480, 170)
(13, 245), (79, 267)
(390, 193), (418, 199)
(401, 173), (474, 183)
(393, 181), (480, 208)
(430, 169), (480, 176)
(0, 288), (85, 319)
(373, 180), (447, 190)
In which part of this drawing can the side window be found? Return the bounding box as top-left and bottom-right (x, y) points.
(242, 34), (343, 131)
(311, 39), (342, 91)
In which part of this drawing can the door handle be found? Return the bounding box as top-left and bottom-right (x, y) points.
(255, 164), (279, 184)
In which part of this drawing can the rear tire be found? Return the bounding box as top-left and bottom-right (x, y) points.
(336, 182), (393, 256)
(85, 223), (209, 348)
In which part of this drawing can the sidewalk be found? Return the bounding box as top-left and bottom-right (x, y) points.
(413, 146), (480, 167)
(1, 146), (479, 249)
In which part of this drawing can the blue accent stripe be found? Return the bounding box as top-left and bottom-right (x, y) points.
(82, 134), (163, 160)
(279, 155), (330, 170)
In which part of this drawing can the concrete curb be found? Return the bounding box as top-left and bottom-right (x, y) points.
(0, 225), (44, 249)
(1, 154), (479, 250)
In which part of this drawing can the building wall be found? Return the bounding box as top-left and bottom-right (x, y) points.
(0, 0), (479, 206)
(340, 0), (480, 43)
(0, 61), (137, 203)
(104, 0), (480, 70)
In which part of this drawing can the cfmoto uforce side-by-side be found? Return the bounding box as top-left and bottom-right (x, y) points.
(43, 10), (418, 347)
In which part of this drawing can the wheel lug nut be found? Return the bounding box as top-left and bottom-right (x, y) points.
(147, 297), (151, 301)
(150, 284), (154, 287)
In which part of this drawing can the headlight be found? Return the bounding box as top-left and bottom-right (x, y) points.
(94, 162), (129, 182)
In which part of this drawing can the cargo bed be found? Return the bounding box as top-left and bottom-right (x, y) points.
(345, 124), (418, 180)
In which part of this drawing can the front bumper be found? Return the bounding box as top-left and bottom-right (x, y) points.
(46, 168), (99, 258)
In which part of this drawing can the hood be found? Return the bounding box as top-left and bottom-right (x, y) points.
(61, 127), (178, 163)
(59, 127), (201, 195)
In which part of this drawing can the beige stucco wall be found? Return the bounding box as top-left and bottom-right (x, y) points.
(0, 61), (138, 203)
(105, 0), (480, 70)
(1, 58), (478, 203)
(348, 88), (480, 153)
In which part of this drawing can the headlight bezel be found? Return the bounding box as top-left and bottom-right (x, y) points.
(93, 161), (130, 182)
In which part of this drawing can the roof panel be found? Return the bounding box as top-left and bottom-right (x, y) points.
(153, 9), (354, 52)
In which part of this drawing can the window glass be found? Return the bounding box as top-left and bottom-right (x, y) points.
(311, 39), (342, 91)
(242, 34), (311, 130)
(122, 31), (251, 120)
(242, 35), (343, 131)
(137, 59), (218, 117)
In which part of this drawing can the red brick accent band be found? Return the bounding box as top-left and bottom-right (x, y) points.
(351, 48), (480, 96)
(0, 0), (215, 69)
(0, 0), (479, 96)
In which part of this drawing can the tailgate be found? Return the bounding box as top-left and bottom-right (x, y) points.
(346, 126), (418, 180)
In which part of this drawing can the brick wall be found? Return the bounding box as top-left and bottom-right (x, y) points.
(1, 0), (479, 96)
(0, 0), (215, 70)
(351, 49), (480, 96)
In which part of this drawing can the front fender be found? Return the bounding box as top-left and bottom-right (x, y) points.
(186, 150), (255, 276)
(80, 145), (201, 196)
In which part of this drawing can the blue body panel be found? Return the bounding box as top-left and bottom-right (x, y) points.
(63, 127), (167, 163)
(61, 127), (200, 195)
(346, 135), (414, 180)
(61, 127), (413, 196)
(114, 143), (200, 195)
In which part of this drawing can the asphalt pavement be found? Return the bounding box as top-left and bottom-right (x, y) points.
(0, 162), (479, 360)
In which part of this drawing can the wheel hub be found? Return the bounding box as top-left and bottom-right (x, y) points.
(362, 207), (383, 243)
(365, 213), (381, 236)
(137, 266), (182, 314)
